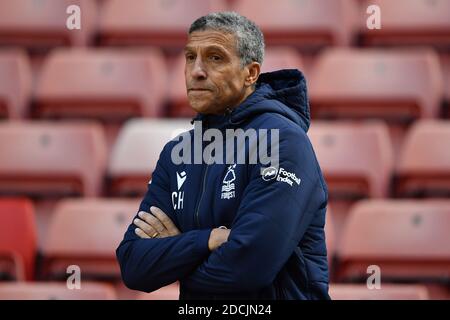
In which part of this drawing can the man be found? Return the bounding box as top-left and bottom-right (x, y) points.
(116, 12), (330, 300)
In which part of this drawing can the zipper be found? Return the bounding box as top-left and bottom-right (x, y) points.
(193, 114), (231, 228)
(194, 120), (211, 228)
(194, 163), (209, 228)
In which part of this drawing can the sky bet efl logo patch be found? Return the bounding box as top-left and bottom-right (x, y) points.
(261, 166), (301, 187)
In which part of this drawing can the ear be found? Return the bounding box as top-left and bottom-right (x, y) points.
(244, 62), (261, 87)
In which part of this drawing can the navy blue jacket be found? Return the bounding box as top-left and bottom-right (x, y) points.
(116, 69), (330, 299)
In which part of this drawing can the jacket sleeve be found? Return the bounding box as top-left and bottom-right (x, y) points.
(116, 142), (212, 293)
(181, 128), (328, 293)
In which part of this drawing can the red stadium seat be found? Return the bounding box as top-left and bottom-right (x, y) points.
(441, 54), (450, 117)
(34, 48), (167, 120)
(395, 120), (450, 197)
(308, 121), (394, 199)
(167, 52), (194, 117)
(168, 48), (304, 117)
(325, 206), (335, 270)
(0, 50), (32, 119)
(231, 0), (358, 50)
(0, 198), (37, 281)
(42, 198), (139, 280)
(99, 0), (228, 49)
(108, 119), (192, 196)
(337, 199), (450, 284)
(0, 282), (116, 300)
(330, 284), (429, 300)
(137, 282), (179, 300)
(0, 0), (97, 49)
(309, 48), (444, 121)
(0, 122), (107, 197)
(359, 0), (450, 49)
(260, 47), (304, 73)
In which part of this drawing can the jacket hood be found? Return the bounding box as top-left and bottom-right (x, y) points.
(192, 69), (311, 132)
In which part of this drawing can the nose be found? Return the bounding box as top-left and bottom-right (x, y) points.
(191, 56), (207, 80)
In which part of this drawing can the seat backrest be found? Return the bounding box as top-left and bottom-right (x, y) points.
(108, 119), (192, 195)
(441, 54), (450, 103)
(0, 0), (97, 47)
(308, 121), (393, 198)
(167, 53), (196, 117)
(338, 199), (450, 281)
(261, 47), (304, 73)
(231, 0), (358, 49)
(35, 48), (167, 119)
(397, 120), (450, 176)
(396, 120), (450, 197)
(0, 282), (116, 300)
(359, 0), (450, 48)
(309, 48), (444, 119)
(324, 206), (335, 267)
(99, 0), (228, 47)
(330, 284), (429, 300)
(43, 198), (139, 279)
(0, 121), (107, 197)
(0, 49), (31, 119)
(0, 198), (36, 280)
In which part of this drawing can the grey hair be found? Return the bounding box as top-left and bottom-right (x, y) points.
(188, 11), (265, 67)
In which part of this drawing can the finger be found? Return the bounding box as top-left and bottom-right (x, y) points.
(133, 218), (158, 238)
(150, 206), (180, 236)
(135, 227), (150, 239)
(138, 211), (168, 236)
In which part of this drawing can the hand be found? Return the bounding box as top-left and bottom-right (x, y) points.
(208, 228), (231, 251)
(134, 206), (180, 239)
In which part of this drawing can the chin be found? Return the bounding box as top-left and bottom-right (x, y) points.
(189, 101), (212, 114)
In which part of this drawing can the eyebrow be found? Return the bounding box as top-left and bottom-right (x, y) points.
(184, 44), (229, 54)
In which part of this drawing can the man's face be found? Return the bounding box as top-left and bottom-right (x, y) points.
(184, 30), (251, 114)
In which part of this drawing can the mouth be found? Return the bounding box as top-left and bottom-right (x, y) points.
(188, 88), (211, 92)
(188, 88), (212, 96)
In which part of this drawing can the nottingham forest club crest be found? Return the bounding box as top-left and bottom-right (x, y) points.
(221, 164), (236, 200)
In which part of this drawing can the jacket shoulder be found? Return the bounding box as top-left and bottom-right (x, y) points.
(248, 111), (308, 143)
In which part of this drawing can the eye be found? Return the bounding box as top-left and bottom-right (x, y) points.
(185, 54), (195, 62)
(209, 54), (222, 62)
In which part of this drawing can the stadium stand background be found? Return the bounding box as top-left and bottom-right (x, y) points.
(0, 0), (449, 300)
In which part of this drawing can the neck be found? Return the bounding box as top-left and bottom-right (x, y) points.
(220, 86), (255, 115)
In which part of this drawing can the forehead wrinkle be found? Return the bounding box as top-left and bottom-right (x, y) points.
(186, 31), (238, 55)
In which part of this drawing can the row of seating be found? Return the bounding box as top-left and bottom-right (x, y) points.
(337, 199), (450, 285)
(0, 280), (175, 300)
(0, 198), (448, 297)
(0, 0), (448, 50)
(1, 119), (448, 198)
(0, 47), (447, 120)
(0, 282), (433, 300)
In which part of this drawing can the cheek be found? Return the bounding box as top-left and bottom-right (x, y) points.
(220, 77), (244, 99)
(213, 74), (237, 95)
(184, 66), (192, 84)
